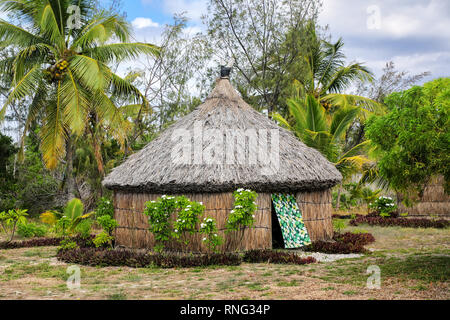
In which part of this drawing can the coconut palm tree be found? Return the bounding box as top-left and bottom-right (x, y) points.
(0, 0), (159, 173)
(273, 95), (372, 208)
(294, 27), (382, 115)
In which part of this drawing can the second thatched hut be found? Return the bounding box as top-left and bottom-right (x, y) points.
(103, 70), (342, 253)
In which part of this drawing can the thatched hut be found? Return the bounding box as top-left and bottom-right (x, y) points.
(103, 70), (342, 252)
(398, 176), (450, 218)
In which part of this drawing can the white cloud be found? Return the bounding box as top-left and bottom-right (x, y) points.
(321, 0), (450, 39)
(320, 0), (450, 84)
(132, 17), (160, 29)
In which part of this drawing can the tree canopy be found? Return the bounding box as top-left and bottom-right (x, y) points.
(366, 78), (450, 197)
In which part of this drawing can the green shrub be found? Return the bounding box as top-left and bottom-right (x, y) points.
(93, 232), (114, 248)
(74, 219), (92, 239)
(57, 239), (79, 252)
(199, 217), (223, 252)
(225, 189), (258, 232)
(369, 196), (397, 216)
(95, 197), (114, 218)
(96, 215), (118, 236)
(17, 223), (47, 238)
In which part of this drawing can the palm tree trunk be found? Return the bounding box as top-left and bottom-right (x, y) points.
(65, 138), (76, 201)
(92, 132), (105, 178)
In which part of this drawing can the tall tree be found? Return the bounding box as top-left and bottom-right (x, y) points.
(0, 0), (159, 197)
(365, 78), (450, 200)
(205, 0), (322, 115)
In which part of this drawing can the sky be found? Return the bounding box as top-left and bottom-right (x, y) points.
(115, 0), (450, 83)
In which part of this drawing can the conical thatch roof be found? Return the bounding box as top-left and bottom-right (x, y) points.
(103, 77), (342, 193)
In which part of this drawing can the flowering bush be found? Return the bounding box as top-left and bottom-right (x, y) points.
(225, 189), (258, 232)
(199, 217), (223, 252)
(95, 197), (114, 218)
(144, 195), (206, 251)
(369, 196), (397, 216)
(144, 195), (180, 251)
(172, 199), (205, 244)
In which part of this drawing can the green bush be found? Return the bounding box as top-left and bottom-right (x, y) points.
(95, 197), (114, 218)
(17, 223), (47, 238)
(74, 219), (92, 239)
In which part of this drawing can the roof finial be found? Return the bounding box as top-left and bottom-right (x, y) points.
(220, 58), (235, 79)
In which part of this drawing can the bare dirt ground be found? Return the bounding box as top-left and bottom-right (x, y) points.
(0, 225), (448, 300)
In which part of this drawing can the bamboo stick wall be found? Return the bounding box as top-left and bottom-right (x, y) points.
(113, 189), (334, 252)
(398, 176), (450, 218)
(296, 190), (333, 241)
(113, 192), (272, 253)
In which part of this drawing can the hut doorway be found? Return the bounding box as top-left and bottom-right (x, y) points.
(271, 200), (285, 249)
(271, 194), (312, 249)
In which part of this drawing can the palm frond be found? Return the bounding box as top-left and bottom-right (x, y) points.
(0, 65), (41, 120)
(322, 93), (385, 114)
(324, 63), (374, 94)
(40, 81), (68, 169)
(85, 42), (160, 64)
(0, 19), (42, 47)
(35, 2), (64, 49)
(71, 15), (131, 49)
(329, 106), (360, 141)
(69, 54), (110, 91)
(61, 68), (90, 135)
(271, 112), (292, 131)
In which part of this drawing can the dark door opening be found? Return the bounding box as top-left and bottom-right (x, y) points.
(271, 200), (285, 249)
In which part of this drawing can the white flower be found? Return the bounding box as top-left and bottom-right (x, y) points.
(246, 189), (251, 192)
(182, 220), (186, 223)
(199, 202), (203, 205)
(236, 205), (243, 209)
(202, 237), (207, 242)
(201, 223), (206, 228)
(174, 229), (178, 233)
(185, 208), (189, 211)
(252, 215), (255, 218)
(231, 210), (235, 213)
(186, 205), (191, 208)
(162, 195), (167, 198)
(237, 188), (244, 192)
(214, 234), (218, 237)
(207, 218), (212, 222)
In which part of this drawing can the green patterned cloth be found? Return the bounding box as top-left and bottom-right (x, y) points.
(272, 194), (311, 248)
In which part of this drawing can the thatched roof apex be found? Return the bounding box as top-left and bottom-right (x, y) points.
(103, 78), (342, 193)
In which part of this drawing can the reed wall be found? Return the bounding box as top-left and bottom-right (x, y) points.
(296, 189), (333, 241)
(113, 189), (334, 252)
(113, 192), (272, 253)
(398, 176), (450, 217)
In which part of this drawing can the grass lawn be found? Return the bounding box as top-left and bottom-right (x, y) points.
(0, 224), (448, 300)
